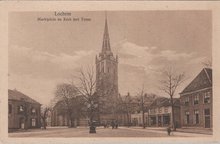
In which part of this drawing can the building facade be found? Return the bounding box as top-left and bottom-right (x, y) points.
(148, 97), (181, 128)
(95, 17), (119, 120)
(51, 97), (88, 127)
(8, 89), (41, 131)
(180, 68), (212, 128)
(131, 112), (148, 126)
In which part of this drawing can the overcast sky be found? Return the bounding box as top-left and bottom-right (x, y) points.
(8, 11), (212, 105)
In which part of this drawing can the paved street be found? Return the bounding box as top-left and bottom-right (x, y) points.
(9, 127), (212, 137)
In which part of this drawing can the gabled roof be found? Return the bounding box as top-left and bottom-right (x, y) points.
(8, 89), (41, 105)
(180, 68), (212, 94)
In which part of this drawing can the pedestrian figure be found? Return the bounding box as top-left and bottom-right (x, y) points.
(167, 126), (171, 136)
(115, 120), (118, 129)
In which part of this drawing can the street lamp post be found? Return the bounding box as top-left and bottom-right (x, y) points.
(141, 95), (146, 129)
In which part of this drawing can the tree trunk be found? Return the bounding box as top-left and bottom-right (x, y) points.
(171, 97), (176, 131)
(70, 118), (75, 127)
(142, 110), (145, 129)
(43, 119), (47, 129)
(126, 112), (130, 127)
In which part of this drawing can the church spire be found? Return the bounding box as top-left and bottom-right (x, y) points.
(102, 14), (111, 53)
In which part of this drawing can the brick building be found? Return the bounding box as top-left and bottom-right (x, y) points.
(180, 68), (212, 128)
(148, 97), (181, 128)
(8, 89), (41, 131)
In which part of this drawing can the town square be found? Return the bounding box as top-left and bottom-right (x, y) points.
(8, 11), (212, 137)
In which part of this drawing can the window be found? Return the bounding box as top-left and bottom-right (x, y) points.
(8, 104), (12, 114)
(194, 110), (199, 124)
(164, 107), (168, 113)
(19, 105), (24, 112)
(204, 92), (211, 104)
(31, 108), (36, 114)
(158, 108), (162, 113)
(150, 109), (156, 114)
(163, 115), (170, 125)
(204, 109), (210, 116)
(101, 62), (104, 72)
(194, 95), (199, 105)
(185, 111), (190, 124)
(31, 119), (36, 127)
(185, 97), (189, 105)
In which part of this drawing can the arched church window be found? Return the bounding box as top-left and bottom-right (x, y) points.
(101, 62), (104, 72)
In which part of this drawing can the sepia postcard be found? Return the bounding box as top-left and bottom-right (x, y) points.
(0, 1), (220, 144)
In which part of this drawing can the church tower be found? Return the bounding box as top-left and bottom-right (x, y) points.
(96, 16), (118, 115)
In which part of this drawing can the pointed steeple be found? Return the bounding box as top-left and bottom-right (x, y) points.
(102, 15), (111, 53)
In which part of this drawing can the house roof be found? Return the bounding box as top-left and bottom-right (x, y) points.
(8, 89), (41, 105)
(149, 97), (180, 108)
(180, 68), (212, 94)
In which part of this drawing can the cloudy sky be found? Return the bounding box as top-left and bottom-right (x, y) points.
(9, 11), (212, 105)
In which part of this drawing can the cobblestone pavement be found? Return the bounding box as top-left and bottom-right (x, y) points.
(8, 127), (212, 138)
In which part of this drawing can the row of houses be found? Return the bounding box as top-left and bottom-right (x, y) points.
(8, 68), (212, 130)
(130, 68), (212, 129)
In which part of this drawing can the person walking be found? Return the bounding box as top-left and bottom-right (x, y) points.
(115, 120), (118, 129)
(167, 126), (172, 136)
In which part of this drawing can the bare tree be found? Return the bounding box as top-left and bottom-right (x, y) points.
(72, 66), (99, 122)
(55, 83), (80, 127)
(159, 67), (185, 131)
(72, 65), (118, 123)
(41, 106), (51, 129)
(136, 85), (146, 129)
(118, 93), (134, 127)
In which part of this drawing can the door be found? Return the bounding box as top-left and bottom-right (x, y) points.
(158, 116), (161, 126)
(19, 118), (24, 129)
(205, 116), (210, 128)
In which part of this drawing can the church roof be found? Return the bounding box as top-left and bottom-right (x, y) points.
(180, 68), (212, 94)
(8, 89), (41, 105)
(101, 17), (112, 54)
